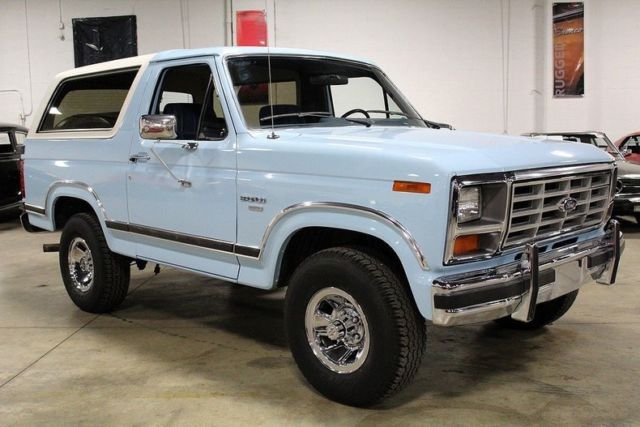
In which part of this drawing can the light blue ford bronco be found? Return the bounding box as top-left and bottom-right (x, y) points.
(22, 47), (623, 406)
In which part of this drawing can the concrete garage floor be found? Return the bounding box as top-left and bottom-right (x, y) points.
(0, 218), (639, 426)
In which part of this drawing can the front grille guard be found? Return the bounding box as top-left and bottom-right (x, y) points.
(511, 219), (621, 322)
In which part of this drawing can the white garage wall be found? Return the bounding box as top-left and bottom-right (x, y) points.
(0, 0), (226, 127)
(0, 0), (638, 141)
(262, 0), (540, 134)
(542, 0), (640, 140)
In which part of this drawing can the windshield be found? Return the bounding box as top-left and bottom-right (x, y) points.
(226, 55), (426, 129)
(574, 135), (622, 158)
(593, 137), (623, 157)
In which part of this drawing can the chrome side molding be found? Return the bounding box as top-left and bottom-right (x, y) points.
(106, 201), (429, 270)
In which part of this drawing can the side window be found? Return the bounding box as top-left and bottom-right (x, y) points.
(152, 63), (227, 140)
(39, 69), (138, 131)
(14, 132), (26, 146)
(0, 132), (11, 154)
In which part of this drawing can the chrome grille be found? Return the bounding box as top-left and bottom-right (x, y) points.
(504, 170), (612, 247)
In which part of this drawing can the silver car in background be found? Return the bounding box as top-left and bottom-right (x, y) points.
(525, 131), (640, 224)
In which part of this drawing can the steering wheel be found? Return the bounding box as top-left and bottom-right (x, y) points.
(341, 109), (370, 119)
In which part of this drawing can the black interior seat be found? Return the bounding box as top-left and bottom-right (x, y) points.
(163, 103), (202, 140)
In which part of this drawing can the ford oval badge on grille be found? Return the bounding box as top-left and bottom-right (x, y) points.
(558, 197), (578, 213)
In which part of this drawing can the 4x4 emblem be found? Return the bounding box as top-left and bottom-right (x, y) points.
(557, 197), (578, 213)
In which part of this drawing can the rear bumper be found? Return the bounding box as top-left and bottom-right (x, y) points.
(432, 220), (623, 326)
(0, 201), (23, 213)
(20, 212), (46, 233)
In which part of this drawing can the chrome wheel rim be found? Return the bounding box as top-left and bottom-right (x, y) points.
(67, 237), (94, 292)
(305, 287), (370, 374)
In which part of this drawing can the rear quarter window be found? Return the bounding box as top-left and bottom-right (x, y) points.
(39, 68), (139, 132)
(0, 132), (12, 154)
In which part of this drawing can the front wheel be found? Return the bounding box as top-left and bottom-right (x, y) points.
(495, 290), (579, 330)
(59, 213), (130, 313)
(285, 247), (426, 407)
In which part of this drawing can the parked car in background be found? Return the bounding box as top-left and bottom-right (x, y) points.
(525, 131), (640, 223)
(0, 123), (27, 220)
(614, 130), (640, 165)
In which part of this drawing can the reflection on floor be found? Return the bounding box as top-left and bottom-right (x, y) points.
(0, 216), (639, 425)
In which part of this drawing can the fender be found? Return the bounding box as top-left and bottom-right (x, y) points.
(236, 202), (435, 319)
(24, 180), (136, 256)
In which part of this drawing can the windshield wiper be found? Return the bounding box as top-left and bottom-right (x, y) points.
(259, 111), (332, 122)
(259, 111), (371, 128)
(365, 110), (409, 118)
(343, 118), (371, 127)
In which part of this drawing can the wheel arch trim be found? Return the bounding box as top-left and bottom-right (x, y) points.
(24, 180), (108, 227)
(257, 202), (429, 271)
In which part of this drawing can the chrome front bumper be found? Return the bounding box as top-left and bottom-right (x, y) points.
(432, 220), (623, 326)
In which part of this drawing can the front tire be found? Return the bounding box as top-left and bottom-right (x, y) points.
(495, 290), (579, 330)
(59, 213), (130, 313)
(285, 247), (426, 407)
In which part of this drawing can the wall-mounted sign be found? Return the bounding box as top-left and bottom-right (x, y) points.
(72, 15), (137, 67)
(236, 10), (267, 47)
(553, 2), (584, 97)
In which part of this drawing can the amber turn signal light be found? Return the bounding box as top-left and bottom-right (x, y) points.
(453, 235), (479, 256)
(392, 181), (431, 194)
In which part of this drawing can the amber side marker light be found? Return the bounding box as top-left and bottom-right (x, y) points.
(453, 235), (480, 256)
(393, 181), (431, 194)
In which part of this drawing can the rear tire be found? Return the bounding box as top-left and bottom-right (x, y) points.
(285, 247), (426, 407)
(59, 213), (130, 313)
(494, 290), (579, 330)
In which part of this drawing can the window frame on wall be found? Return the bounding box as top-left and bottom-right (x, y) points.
(72, 15), (138, 67)
(37, 67), (140, 134)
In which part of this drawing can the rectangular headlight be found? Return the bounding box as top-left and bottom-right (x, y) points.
(445, 177), (510, 264)
(457, 186), (481, 223)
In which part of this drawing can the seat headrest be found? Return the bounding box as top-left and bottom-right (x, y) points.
(258, 104), (303, 126)
(162, 103), (201, 140)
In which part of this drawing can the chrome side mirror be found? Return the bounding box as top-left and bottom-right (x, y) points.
(622, 148), (632, 157)
(139, 115), (177, 140)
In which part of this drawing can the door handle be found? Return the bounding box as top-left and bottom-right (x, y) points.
(129, 152), (151, 163)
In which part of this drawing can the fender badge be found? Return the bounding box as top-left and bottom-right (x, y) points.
(240, 196), (267, 204)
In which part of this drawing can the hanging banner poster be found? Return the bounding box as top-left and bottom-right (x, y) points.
(553, 2), (584, 97)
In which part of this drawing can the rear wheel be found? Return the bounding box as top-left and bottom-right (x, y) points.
(285, 247), (426, 407)
(495, 290), (579, 330)
(59, 213), (130, 313)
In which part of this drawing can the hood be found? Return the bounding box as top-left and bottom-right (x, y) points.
(269, 126), (614, 177)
